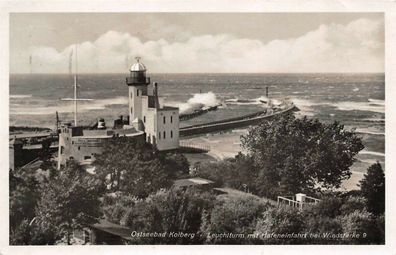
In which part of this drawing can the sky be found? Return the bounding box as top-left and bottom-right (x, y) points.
(10, 13), (384, 73)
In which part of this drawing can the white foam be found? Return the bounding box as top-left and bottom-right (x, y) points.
(10, 94), (32, 99)
(171, 92), (220, 114)
(359, 150), (385, 157)
(368, 98), (385, 106)
(10, 96), (128, 115)
(332, 100), (384, 114)
(358, 158), (385, 165)
(355, 128), (385, 136)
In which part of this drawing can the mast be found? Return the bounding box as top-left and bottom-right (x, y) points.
(74, 75), (78, 126)
(61, 44), (92, 126)
(74, 44), (78, 126)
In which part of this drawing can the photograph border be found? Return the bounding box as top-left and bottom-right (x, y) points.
(1, 0), (395, 254)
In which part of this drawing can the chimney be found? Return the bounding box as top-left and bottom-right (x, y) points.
(153, 82), (160, 109)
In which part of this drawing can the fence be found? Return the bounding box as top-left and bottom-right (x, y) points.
(277, 195), (321, 210)
(179, 141), (210, 152)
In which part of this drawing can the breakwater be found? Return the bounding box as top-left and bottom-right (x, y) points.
(179, 103), (297, 137)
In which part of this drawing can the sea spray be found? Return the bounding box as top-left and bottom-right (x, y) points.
(177, 92), (220, 114)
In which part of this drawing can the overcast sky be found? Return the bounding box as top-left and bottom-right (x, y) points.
(10, 13), (384, 73)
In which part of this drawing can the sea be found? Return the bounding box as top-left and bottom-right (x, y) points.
(9, 73), (385, 188)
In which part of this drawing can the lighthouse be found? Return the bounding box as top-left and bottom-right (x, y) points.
(126, 57), (150, 123)
(126, 57), (180, 151)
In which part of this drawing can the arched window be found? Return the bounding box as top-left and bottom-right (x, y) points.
(170, 116), (173, 123)
(171, 130), (173, 138)
(163, 131), (166, 139)
(163, 116), (166, 124)
(130, 107), (133, 114)
(158, 132), (161, 140)
(143, 116), (146, 123)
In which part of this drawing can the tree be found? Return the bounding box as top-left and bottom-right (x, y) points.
(241, 114), (364, 198)
(359, 162), (385, 215)
(9, 219), (32, 245)
(102, 193), (139, 224)
(9, 171), (40, 231)
(34, 161), (103, 244)
(94, 137), (187, 198)
(193, 153), (257, 192)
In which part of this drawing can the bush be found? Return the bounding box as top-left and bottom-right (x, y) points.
(201, 196), (270, 244)
(340, 210), (382, 244)
(305, 196), (343, 218)
(255, 206), (305, 244)
(340, 196), (367, 215)
(122, 188), (215, 244)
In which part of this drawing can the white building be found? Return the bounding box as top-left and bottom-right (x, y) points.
(57, 58), (179, 169)
(126, 58), (179, 151)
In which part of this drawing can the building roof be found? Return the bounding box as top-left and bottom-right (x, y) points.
(91, 220), (133, 241)
(173, 177), (214, 188)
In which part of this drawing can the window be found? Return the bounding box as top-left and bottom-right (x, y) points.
(171, 116), (173, 123)
(137, 90), (140, 96)
(130, 92), (133, 98)
(171, 130), (173, 138)
(130, 107), (133, 114)
(158, 132), (161, 140)
(84, 155), (91, 160)
(60, 146), (64, 154)
(143, 116), (146, 123)
(78, 146), (81, 150)
(163, 131), (166, 139)
(163, 116), (166, 124)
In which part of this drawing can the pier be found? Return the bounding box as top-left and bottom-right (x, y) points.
(179, 102), (297, 137)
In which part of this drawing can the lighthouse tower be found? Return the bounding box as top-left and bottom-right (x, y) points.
(126, 57), (150, 124)
(126, 57), (180, 151)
